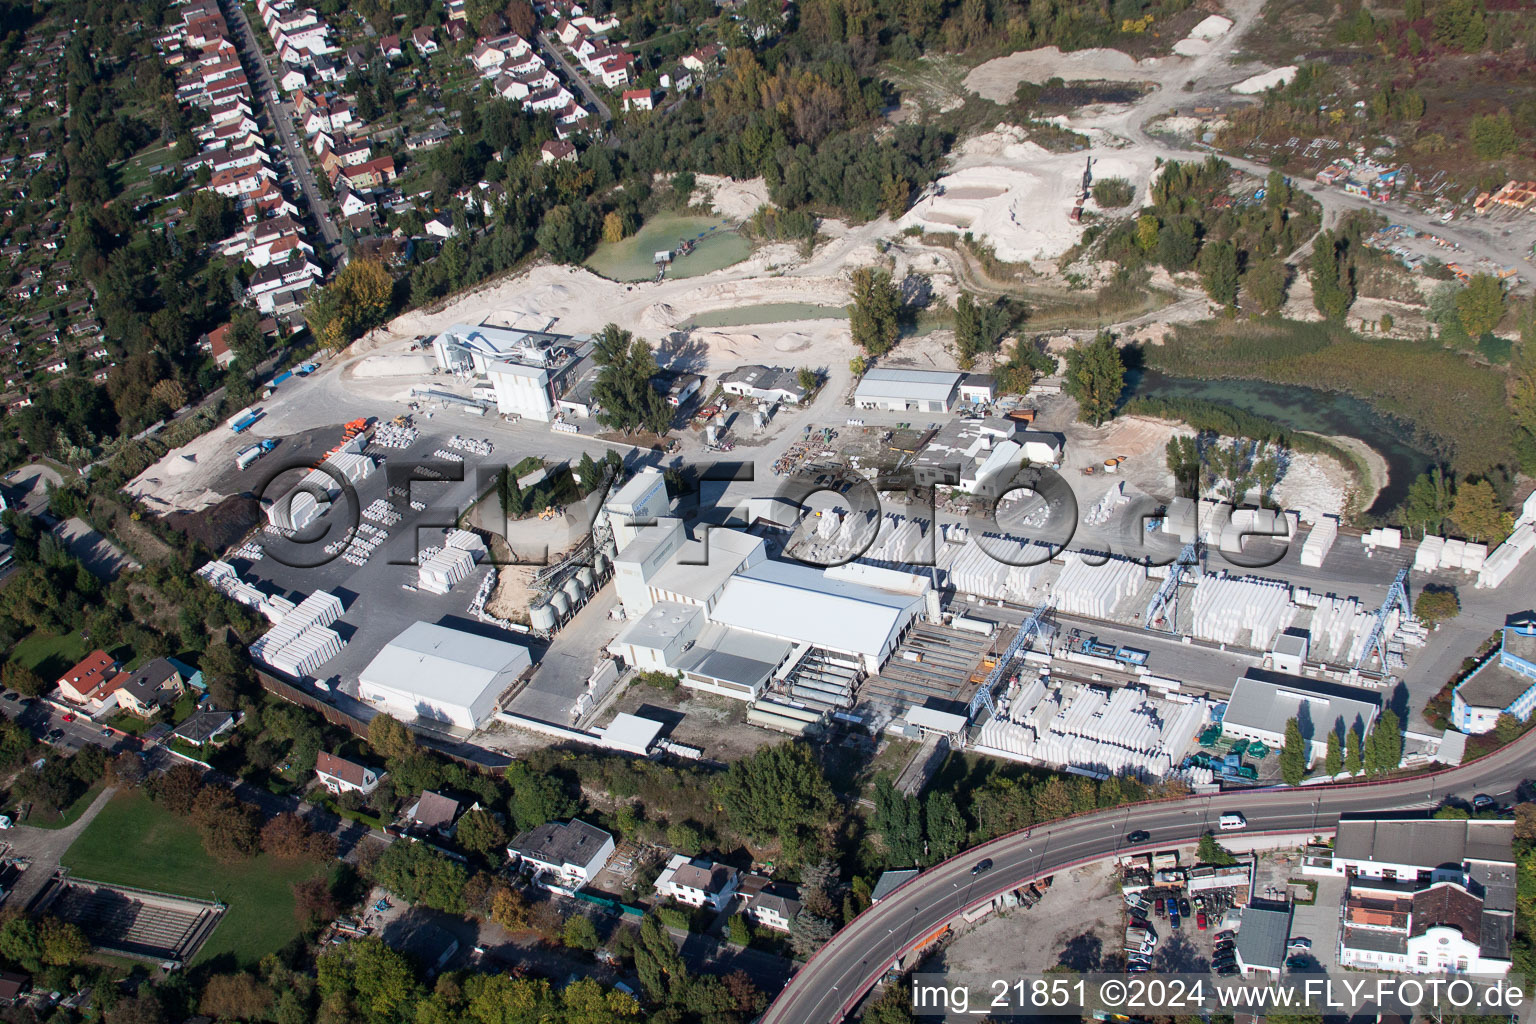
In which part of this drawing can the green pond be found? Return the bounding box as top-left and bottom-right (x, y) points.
(682, 302), (848, 329)
(585, 214), (750, 282)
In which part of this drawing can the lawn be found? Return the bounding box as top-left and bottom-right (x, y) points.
(60, 790), (326, 966)
(9, 630), (88, 679)
(27, 781), (105, 830)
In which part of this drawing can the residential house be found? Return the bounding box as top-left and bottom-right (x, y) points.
(424, 214), (458, 239)
(55, 650), (128, 712)
(718, 364), (806, 404)
(412, 26), (438, 54)
(170, 709), (238, 746)
(540, 140), (576, 163)
(621, 88), (653, 112)
(655, 854), (740, 910)
(279, 66), (307, 92)
(340, 155), (396, 190)
(115, 658), (186, 717)
(337, 186), (373, 218)
(0, 972), (29, 1006)
(508, 819), (614, 887)
(380, 34), (403, 59)
(315, 750), (383, 795)
(406, 790), (462, 833)
(745, 885), (801, 932)
(205, 324), (236, 368)
(681, 44), (721, 73)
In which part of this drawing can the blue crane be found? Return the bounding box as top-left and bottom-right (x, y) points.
(1354, 568), (1411, 673)
(1144, 541), (1200, 632)
(970, 600), (1055, 719)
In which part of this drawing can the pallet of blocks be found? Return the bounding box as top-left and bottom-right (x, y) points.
(1300, 517), (1338, 567)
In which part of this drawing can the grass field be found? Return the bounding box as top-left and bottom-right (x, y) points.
(60, 790), (326, 966)
(28, 782), (105, 830)
(9, 631), (88, 679)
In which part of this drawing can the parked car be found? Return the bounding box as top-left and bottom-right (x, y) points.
(1215, 930), (1235, 942)
(61, 713), (75, 723)
(1179, 898), (1192, 917)
(1289, 937), (1311, 950)
(1197, 912), (1208, 930)
(1472, 794), (1497, 812)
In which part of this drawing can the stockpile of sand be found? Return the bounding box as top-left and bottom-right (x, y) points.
(693, 174), (772, 220)
(902, 131), (1151, 263)
(964, 47), (1162, 101)
(1173, 14), (1233, 55)
(352, 353), (436, 378)
(1233, 66), (1296, 93)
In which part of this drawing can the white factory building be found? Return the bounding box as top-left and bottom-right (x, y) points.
(358, 621), (532, 731)
(1221, 668), (1382, 763)
(852, 368), (961, 413)
(430, 322), (590, 422)
(602, 473), (930, 700)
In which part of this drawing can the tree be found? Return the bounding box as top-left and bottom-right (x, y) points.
(490, 886), (529, 930)
(1278, 716), (1308, 785)
(1135, 214), (1159, 255)
(1370, 709), (1403, 775)
(1433, 0), (1487, 50)
(455, 808), (508, 857)
(368, 711), (415, 759)
(797, 367), (819, 394)
(847, 267), (901, 356)
(152, 762), (205, 815)
(1457, 274), (1507, 337)
(38, 916), (88, 966)
(1157, 219), (1198, 272)
(954, 291), (980, 369)
(201, 974), (275, 1021)
(1310, 231), (1352, 319)
(717, 741), (836, 850)
(1196, 833), (1238, 866)
(1345, 726), (1363, 775)
(789, 910), (835, 958)
(262, 812), (336, 861)
(575, 452), (601, 493)
(1063, 331), (1125, 427)
(1403, 467), (1455, 536)
(1197, 241), (1240, 308)
(1414, 586), (1461, 625)
(864, 983), (917, 1024)
(0, 662), (46, 697)
(924, 790), (966, 862)
(1325, 731), (1343, 776)
(371, 838), (470, 913)
(591, 324), (672, 436)
(293, 877), (340, 928)
(1451, 478), (1511, 542)
(317, 939), (421, 1024)
(1243, 257), (1288, 315)
(602, 210), (625, 244)
(849, 354), (867, 376)
(563, 913), (600, 950)
(1092, 177), (1135, 208)
(872, 777), (922, 866)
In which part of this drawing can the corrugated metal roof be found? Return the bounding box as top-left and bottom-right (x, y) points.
(707, 560), (925, 659)
(853, 368), (961, 402)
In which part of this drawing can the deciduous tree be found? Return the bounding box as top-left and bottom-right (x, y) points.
(848, 267), (901, 356)
(1064, 331), (1125, 427)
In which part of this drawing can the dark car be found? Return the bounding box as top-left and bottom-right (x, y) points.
(46, 729), (63, 742)
(1179, 898), (1192, 916)
(1472, 794), (1497, 812)
(972, 858), (994, 875)
(1, 692), (16, 701)
(1127, 829), (1151, 844)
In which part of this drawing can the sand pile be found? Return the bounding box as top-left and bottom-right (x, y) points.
(964, 47), (1162, 101)
(641, 302), (683, 331)
(352, 353), (435, 378)
(1233, 66), (1296, 93)
(694, 175), (771, 220)
(903, 133), (1151, 263)
(1173, 14), (1233, 55)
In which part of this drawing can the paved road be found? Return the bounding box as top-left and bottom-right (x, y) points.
(536, 31), (612, 124)
(761, 730), (1536, 1024)
(3, 785), (117, 910)
(219, 0), (345, 261)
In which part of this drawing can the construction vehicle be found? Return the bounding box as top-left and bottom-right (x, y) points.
(392, 414), (411, 427)
(229, 410), (263, 433)
(538, 506), (558, 520)
(235, 438), (279, 470)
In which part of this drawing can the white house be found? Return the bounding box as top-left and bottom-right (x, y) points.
(509, 819), (615, 887)
(314, 750), (383, 796)
(655, 854), (740, 910)
(279, 66), (308, 92)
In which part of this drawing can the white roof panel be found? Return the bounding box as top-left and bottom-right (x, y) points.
(360, 622), (531, 707)
(853, 368), (961, 403)
(707, 560), (924, 659)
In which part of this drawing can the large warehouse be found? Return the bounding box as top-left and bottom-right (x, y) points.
(1221, 668), (1381, 762)
(852, 368), (961, 413)
(358, 622), (532, 731)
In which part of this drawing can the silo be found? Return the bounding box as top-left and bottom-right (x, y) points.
(563, 576), (585, 603)
(593, 552), (610, 577)
(529, 601), (557, 631)
(549, 591), (572, 617)
(576, 565), (595, 589)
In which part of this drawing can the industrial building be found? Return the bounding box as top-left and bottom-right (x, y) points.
(852, 368), (961, 413)
(1233, 902), (1292, 979)
(430, 322), (591, 421)
(912, 417), (1021, 492)
(358, 621), (532, 730)
(1219, 669), (1381, 763)
(718, 364), (807, 405)
(603, 469), (671, 549)
(1451, 615), (1536, 733)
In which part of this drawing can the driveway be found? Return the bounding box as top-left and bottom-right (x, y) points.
(3, 785), (117, 910)
(536, 32), (612, 123)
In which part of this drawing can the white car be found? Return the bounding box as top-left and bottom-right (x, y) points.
(0, 815), (13, 829)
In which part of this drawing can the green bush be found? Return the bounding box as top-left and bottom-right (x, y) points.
(1092, 178), (1135, 208)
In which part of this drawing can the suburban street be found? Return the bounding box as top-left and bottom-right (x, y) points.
(535, 31), (612, 124)
(219, 0), (345, 261)
(762, 728), (1536, 1024)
